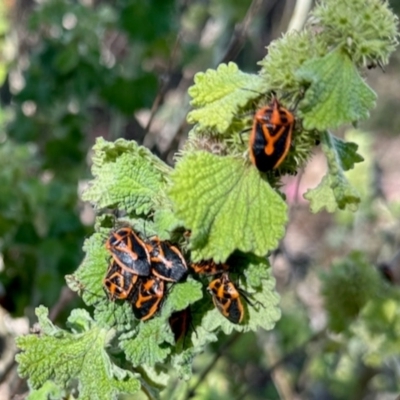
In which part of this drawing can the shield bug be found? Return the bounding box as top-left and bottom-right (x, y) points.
(131, 275), (165, 321)
(169, 307), (192, 343)
(249, 97), (295, 172)
(146, 237), (188, 282)
(103, 260), (139, 301)
(106, 227), (151, 276)
(190, 260), (229, 275)
(207, 273), (244, 324)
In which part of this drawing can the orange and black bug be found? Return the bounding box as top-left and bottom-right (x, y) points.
(249, 97), (295, 172)
(131, 275), (165, 321)
(207, 273), (245, 324)
(106, 227), (151, 276)
(146, 237), (188, 282)
(190, 260), (229, 275)
(103, 260), (138, 301)
(169, 307), (192, 343)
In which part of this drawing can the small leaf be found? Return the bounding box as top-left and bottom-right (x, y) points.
(296, 49), (376, 130)
(161, 278), (204, 317)
(169, 152), (287, 262)
(83, 138), (171, 215)
(329, 134), (364, 171)
(304, 132), (362, 213)
(16, 308), (140, 399)
(187, 62), (269, 134)
(120, 318), (173, 367)
(153, 204), (183, 240)
(119, 279), (202, 368)
(27, 380), (65, 400)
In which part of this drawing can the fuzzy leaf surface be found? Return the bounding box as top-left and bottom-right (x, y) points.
(161, 279), (204, 316)
(83, 138), (170, 215)
(296, 50), (376, 130)
(187, 62), (269, 134)
(120, 318), (173, 367)
(305, 132), (362, 213)
(119, 279), (203, 367)
(169, 152), (287, 262)
(27, 380), (65, 400)
(16, 308), (140, 400)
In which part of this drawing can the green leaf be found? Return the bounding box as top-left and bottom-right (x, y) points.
(120, 318), (173, 367)
(329, 134), (364, 171)
(304, 132), (363, 213)
(119, 279), (202, 368)
(161, 278), (204, 317)
(153, 203), (183, 240)
(16, 308), (140, 400)
(296, 49), (376, 130)
(66, 232), (108, 305)
(201, 266), (280, 334)
(169, 152), (287, 262)
(82, 138), (171, 215)
(27, 380), (66, 400)
(187, 62), (269, 134)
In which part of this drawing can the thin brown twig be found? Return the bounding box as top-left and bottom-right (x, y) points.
(220, 0), (265, 64)
(167, 0), (270, 159)
(48, 285), (77, 322)
(184, 332), (242, 400)
(143, 33), (182, 137)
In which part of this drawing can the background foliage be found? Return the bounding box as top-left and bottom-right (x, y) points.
(1, 0), (400, 399)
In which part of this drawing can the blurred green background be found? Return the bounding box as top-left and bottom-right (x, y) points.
(1, 0), (400, 399)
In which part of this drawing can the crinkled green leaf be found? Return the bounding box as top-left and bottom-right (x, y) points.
(187, 62), (269, 133)
(169, 152), (287, 262)
(83, 138), (171, 215)
(296, 49), (376, 130)
(201, 267), (280, 334)
(329, 134), (364, 171)
(232, 252), (271, 289)
(161, 278), (203, 317)
(137, 364), (169, 390)
(16, 308), (140, 400)
(120, 318), (173, 367)
(170, 349), (196, 381)
(27, 380), (66, 400)
(153, 205), (183, 241)
(119, 279), (202, 368)
(304, 132), (362, 213)
(35, 305), (62, 336)
(65, 232), (107, 305)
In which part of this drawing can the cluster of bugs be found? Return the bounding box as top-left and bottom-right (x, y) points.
(104, 227), (187, 321)
(96, 95), (294, 337)
(103, 227), (254, 334)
